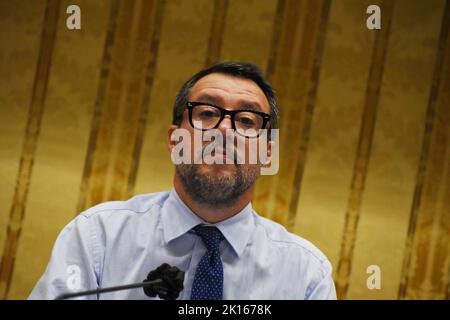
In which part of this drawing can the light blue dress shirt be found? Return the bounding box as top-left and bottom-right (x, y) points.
(29, 189), (337, 300)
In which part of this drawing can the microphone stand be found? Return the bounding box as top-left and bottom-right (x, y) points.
(55, 263), (184, 300)
(55, 279), (167, 300)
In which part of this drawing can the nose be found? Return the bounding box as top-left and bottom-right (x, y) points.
(217, 114), (233, 132)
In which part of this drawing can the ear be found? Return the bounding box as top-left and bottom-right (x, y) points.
(167, 125), (179, 154)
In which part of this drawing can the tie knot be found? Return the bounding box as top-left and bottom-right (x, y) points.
(193, 225), (224, 252)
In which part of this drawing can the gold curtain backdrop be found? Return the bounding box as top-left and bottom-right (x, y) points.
(0, 0), (449, 300)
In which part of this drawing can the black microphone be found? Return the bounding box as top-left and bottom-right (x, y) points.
(55, 263), (184, 300)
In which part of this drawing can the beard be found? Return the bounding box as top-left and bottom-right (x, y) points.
(176, 162), (260, 208)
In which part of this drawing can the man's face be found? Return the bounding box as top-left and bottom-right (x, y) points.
(170, 72), (272, 207)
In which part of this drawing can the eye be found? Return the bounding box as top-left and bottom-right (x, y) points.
(236, 114), (257, 126)
(199, 110), (216, 118)
(193, 105), (220, 120)
(239, 117), (255, 125)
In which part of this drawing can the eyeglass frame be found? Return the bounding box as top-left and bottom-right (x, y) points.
(185, 101), (272, 138)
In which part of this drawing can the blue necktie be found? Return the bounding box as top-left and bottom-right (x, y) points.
(190, 225), (224, 300)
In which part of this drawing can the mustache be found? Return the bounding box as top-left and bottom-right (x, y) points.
(193, 139), (245, 164)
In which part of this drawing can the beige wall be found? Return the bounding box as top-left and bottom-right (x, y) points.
(0, 0), (449, 299)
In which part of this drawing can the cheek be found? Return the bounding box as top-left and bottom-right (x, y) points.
(170, 123), (199, 163)
(187, 128), (206, 160)
(239, 136), (270, 165)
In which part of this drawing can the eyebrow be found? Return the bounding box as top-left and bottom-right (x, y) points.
(193, 93), (264, 112)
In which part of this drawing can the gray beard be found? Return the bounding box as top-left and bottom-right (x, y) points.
(176, 163), (260, 208)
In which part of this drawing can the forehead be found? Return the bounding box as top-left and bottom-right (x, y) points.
(189, 73), (270, 113)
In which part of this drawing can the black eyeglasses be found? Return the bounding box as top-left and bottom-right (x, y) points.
(186, 101), (271, 138)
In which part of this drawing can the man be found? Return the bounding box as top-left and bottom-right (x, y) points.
(29, 61), (336, 300)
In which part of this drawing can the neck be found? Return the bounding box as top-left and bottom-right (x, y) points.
(173, 174), (254, 223)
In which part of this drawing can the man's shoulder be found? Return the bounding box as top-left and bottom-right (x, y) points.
(79, 190), (170, 219)
(254, 213), (330, 266)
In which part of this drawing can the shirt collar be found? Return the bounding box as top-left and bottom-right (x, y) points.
(161, 188), (255, 257)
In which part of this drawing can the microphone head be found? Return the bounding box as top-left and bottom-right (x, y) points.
(143, 263), (185, 300)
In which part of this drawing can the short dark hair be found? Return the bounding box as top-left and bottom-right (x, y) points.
(172, 61), (280, 130)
